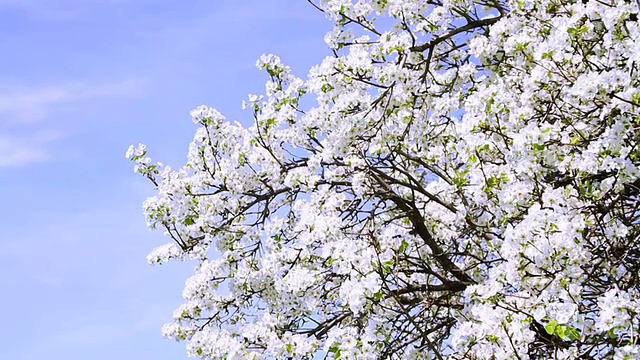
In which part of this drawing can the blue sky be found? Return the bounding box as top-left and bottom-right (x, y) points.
(0, 1), (331, 358)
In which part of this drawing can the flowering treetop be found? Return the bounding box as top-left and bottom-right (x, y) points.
(128, 0), (640, 358)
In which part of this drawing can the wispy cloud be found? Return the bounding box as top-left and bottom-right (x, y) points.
(44, 297), (179, 348)
(0, 130), (61, 167)
(48, 322), (142, 347)
(0, 194), (190, 347)
(127, 1), (319, 67)
(0, 0), (149, 20)
(0, 78), (144, 123)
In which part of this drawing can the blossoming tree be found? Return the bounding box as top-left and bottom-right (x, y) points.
(127, 0), (640, 358)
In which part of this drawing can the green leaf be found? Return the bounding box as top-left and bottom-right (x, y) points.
(544, 320), (558, 335)
(130, 150), (146, 162)
(532, 143), (545, 151)
(556, 324), (567, 339)
(321, 84), (334, 93)
(545, 320), (580, 341)
(486, 176), (499, 188)
(565, 326), (581, 341)
(381, 259), (395, 272)
(399, 240), (409, 253)
(265, 117), (276, 128)
(183, 214), (197, 226)
(238, 152), (247, 166)
(328, 343), (342, 359)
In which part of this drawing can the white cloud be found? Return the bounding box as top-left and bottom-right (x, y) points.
(48, 323), (140, 347)
(129, 1), (319, 63)
(0, 78), (144, 123)
(43, 296), (185, 348)
(0, 0), (151, 20)
(0, 192), (191, 348)
(0, 130), (61, 167)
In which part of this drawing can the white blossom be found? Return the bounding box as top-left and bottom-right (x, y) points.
(128, 0), (640, 358)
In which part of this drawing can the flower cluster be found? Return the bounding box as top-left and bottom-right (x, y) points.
(129, 0), (640, 358)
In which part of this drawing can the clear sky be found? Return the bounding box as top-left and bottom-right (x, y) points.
(0, 1), (331, 358)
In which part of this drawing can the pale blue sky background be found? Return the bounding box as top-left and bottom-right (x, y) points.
(0, 1), (331, 358)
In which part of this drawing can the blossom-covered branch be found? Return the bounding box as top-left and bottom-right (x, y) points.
(128, 0), (640, 358)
